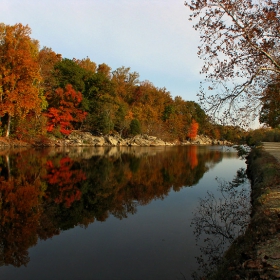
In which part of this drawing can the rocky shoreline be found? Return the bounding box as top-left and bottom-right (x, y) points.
(0, 131), (231, 148)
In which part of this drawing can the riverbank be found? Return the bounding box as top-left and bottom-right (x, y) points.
(0, 131), (231, 148)
(263, 142), (280, 163)
(213, 146), (280, 279)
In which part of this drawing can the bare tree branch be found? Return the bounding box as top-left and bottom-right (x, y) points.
(185, 0), (280, 126)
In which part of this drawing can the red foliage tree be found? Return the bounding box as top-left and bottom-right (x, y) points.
(188, 119), (199, 140)
(45, 84), (87, 135)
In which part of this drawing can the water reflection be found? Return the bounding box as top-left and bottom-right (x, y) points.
(191, 168), (251, 279)
(0, 146), (237, 269)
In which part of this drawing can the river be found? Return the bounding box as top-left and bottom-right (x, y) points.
(0, 145), (250, 280)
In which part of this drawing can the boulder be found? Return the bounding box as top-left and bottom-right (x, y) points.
(94, 137), (106, 146)
(105, 135), (119, 146)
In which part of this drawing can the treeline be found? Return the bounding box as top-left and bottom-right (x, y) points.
(245, 128), (280, 145)
(0, 23), (243, 142)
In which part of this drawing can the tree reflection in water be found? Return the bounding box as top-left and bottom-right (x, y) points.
(191, 168), (251, 280)
(0, 146), (233, 269)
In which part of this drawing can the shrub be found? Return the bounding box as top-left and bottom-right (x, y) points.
(130, 119), (141, 135)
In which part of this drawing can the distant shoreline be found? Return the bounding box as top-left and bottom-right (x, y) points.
(0, 131), (232, 149)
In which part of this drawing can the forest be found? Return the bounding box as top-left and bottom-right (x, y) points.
(0, 22), (279, 145)
(0, 22), (249, 144)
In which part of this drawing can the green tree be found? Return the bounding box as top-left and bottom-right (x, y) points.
(97, 111), (114, 134)
(54, 58), (87, 93)
(259, 82), (280, 128)
(162, 105), (175, 122)
(82, 71), (116, 133)
(114, 104), (133, 137)
(130, 119), (141, 135)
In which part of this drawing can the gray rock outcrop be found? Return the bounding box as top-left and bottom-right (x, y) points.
(52, 131), (175, 147)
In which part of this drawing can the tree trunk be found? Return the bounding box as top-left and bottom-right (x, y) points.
(5, 114), (11, 137)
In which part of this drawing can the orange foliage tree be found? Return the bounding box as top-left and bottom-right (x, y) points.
(188, 119), (199, 140)
(74, 57), (97, 74)
(45, 84), (87, 135)
(0, 23), (44, 137)
(38, 47), (62, 95)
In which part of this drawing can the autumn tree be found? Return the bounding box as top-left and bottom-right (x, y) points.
(130, 81), (172, 137)
(74, 57), (97, 74)
(14, 112), (47, 141)
(38, 47), (62, 95)
(45, 84), (87, 135)
(188, 119), (199, 140)
(163, 96), (191, 141)
(189, 101), (209, 134)
(97, 63), (111, 78)
(112, 66), (139, 103)
(185, 0), (280, 126)
(0, 23), (44, 137)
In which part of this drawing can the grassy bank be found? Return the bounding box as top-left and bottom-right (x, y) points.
(207, 147), (280, 279)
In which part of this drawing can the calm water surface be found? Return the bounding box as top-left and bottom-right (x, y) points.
(0, 146), (250, 280)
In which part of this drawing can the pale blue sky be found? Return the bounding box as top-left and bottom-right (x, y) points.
(1, 0), (202, 102)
